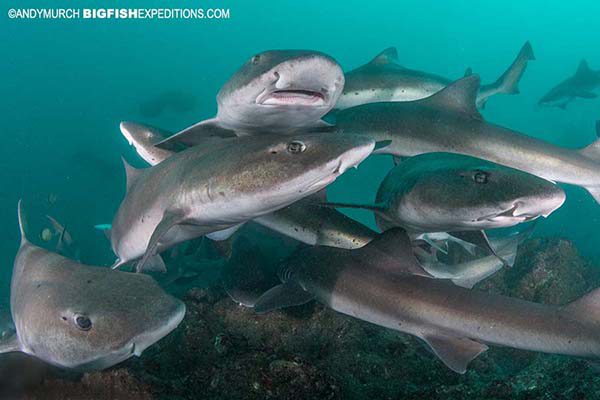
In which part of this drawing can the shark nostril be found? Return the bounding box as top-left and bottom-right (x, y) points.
(273, 71), (280, 81)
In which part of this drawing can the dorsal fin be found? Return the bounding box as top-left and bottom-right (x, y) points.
(17, 200), (30, 247)
(575, 59), (592, 78)
(418, 75), (483, 120)
(121, 157), (143, 192)
(355, 228), (432, 277)
(578, 126), (600, 161)
(369, 47), (399, 66)
(464, 67), (473, 77)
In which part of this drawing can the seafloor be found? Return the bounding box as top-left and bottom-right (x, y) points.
(5, 225), (600, 400)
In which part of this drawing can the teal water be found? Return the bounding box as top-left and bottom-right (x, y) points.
(2, 0), (600, 396)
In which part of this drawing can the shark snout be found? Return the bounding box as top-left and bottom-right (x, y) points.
(305, 137), (375, 193)
(128, 299), (186, 358)
(514, 182), (566, 219)
(483, 186), (566, 223)
(334, 137), (376, 175)
(258, 56), (344, 107)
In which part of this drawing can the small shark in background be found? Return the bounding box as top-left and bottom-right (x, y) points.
(538, 60), (600, 109)
(139, 91), (197, 118)
(333, 75), (600, 204)
(254, 228), (600, 374)
(1, 202), (186, 371)
(336, 41), (534, 110)
(110, 133), (375, 273)
(156, 50), (345, 148)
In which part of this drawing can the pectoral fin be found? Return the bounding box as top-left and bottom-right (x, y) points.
(155, 118), (237, 149)
(137, 212), (185, 273)
(254, 281), (314, 314)
(421, 334), (488, 374)
(205, 224), (244, 241)
(450, 230), (507, 266)
(140, 255), (167, 273)
(451, 256), (504, 289)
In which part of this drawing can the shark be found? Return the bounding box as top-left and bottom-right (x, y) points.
(139, 90), (197, 118)
(254, 228), (600, 374)
(416, 230), (528, 289)
(322, 153), (565, 233)
(119, 121), (378, 250)
(332, 74), (600, 204)
(154, 50), (345, 148)
(539, 60), (600, 109)
(110, 132), (375, 272)
(336, 41), (534, 110)
(0, 201), (186, 371)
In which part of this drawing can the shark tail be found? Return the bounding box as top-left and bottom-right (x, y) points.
(478, 41), (535, 108)
(496, 41), (535, 94)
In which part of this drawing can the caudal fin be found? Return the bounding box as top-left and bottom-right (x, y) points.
(477, 41), (535, 108)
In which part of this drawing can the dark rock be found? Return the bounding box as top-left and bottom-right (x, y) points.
(479, 238), (600, 304)
(23, 369), (153, 400)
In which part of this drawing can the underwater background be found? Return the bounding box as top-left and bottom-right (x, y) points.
(2, 0), (600, 398)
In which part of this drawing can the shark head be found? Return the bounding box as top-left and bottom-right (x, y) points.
(216, 50), (344, 131)
(192, 133), (375, 216)
(10, 204), (186, 371)
(384, 155), (566, 232)
(537, 83), (574, 108)
(13, 262), (185, 371)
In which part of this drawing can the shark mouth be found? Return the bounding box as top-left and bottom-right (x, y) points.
(305, 143), (375, 193)
(259, 89), (326, 106)
(476, 203), (540, 223)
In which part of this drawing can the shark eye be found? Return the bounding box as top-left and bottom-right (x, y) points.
(473, 170), (489, 184)
(251, 55), (261, 65)
(74, 315), (92, 331)
(287, 141), (306, 154)
(287, 140), (306, 154)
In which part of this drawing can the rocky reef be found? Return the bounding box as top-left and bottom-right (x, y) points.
(9, 236), (600, 400)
